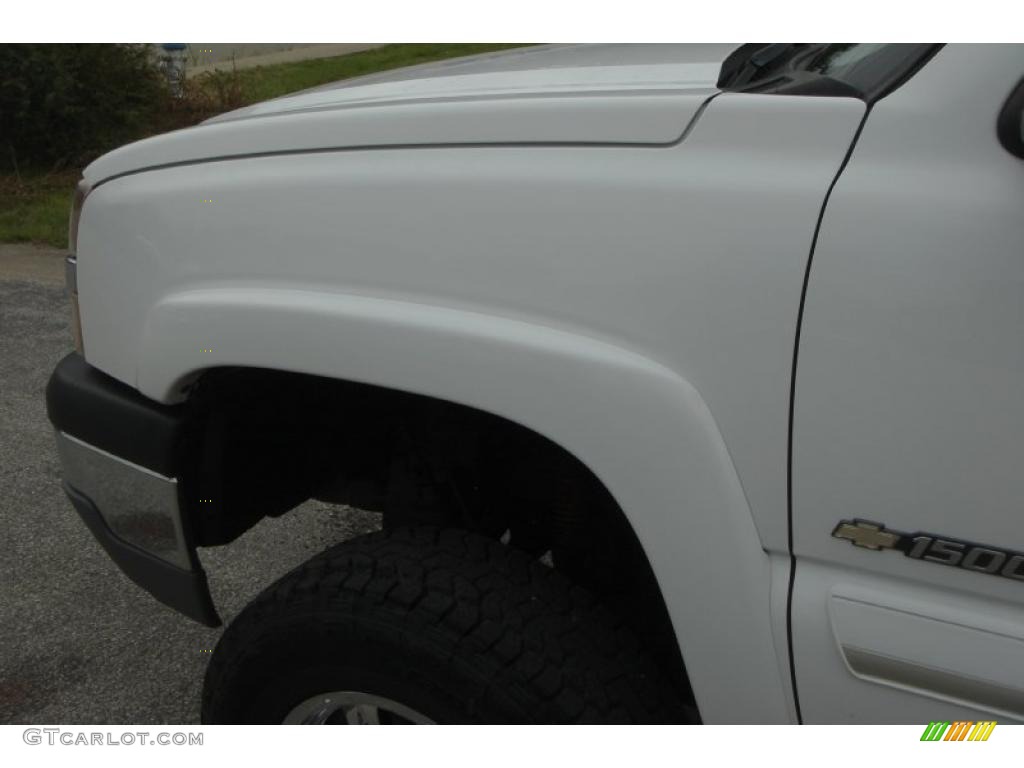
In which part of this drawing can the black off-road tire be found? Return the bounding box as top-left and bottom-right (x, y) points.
(202, 526), (690, 724)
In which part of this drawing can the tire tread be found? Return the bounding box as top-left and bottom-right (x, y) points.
(202, 526), (686, 724)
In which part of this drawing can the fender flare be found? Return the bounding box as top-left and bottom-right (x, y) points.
(138, 286), (791, 722)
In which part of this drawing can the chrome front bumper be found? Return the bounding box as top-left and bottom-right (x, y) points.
(55, 431), (192, 570)
(47, 353), (220, 626)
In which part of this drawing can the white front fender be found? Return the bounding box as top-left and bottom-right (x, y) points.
(138, 286), (792, 723)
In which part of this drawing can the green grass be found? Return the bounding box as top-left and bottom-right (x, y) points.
(0, 43), (532, 248)
(228, 43), (530, 104)
(0, 172), (77, 248)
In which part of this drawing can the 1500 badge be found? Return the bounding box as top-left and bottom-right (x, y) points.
(832, 519), (1024, 582)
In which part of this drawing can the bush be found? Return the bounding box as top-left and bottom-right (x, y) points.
(168, 67), (246, 127)
(0, 44), (168, 170)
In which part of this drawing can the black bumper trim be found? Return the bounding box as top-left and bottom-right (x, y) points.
(65, 482), (221, 627)
(47, 352), (185, 477)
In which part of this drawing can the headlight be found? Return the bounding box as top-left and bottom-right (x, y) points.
(67, 179), (91, 355)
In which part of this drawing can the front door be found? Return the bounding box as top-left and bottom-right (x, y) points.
(790, 46), (1024, 723)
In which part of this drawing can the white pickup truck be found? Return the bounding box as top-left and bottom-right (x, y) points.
(47, 43), (1024, 724)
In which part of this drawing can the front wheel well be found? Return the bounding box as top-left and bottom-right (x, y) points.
(180, 365), (696, 711)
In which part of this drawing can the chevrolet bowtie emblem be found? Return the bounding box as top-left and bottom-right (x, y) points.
(830, 519), (1024, 584)
(831, 520), (902, 550)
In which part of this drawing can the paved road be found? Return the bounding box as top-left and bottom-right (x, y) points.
(0, 247), (379, 723)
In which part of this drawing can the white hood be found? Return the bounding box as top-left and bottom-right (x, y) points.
(84, 44), (734, 185)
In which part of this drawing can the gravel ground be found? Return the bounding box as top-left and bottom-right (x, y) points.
(0, 273), (380, 724)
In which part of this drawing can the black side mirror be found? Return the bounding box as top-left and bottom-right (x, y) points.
(997, 77), (1024, 159)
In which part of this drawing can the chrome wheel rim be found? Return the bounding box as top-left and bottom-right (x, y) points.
(283, 691), (435, 724)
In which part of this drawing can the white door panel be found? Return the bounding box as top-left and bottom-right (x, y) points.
(792, 44), (1024, 720)
(795, 561), (1024, 722)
